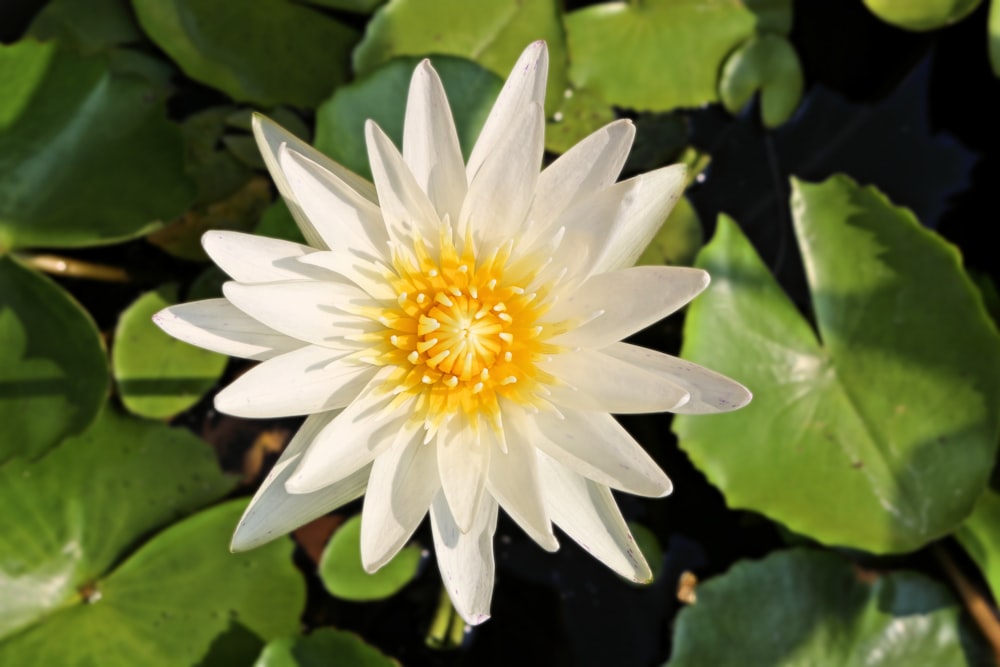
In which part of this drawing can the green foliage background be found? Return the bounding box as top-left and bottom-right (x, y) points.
(2, 0), (1000, 665)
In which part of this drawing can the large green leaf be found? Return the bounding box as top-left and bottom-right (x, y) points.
(0, 256), (108, 463)
(0, 501), (304, 666)
(318, 515), (422, 601)
(0, 408), (235, 639)
(565, 0), (792, 112)
(0, 40), (194, 250)
(315, 56), (503, 179)
(28, 0), (141, 54)
(131, 0), (358, 107)
(674, 175), (1000, 553)
(863, 0), (981, 31)
(956, 488), (1000, 603)
(667, 549), (989, 665)
(255, 629), (398, 667)
(113, 284), (228, 419)
(352, 0), (567, 115)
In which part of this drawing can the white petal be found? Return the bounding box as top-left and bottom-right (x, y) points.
(201, 231), (327, 283)
(252, 113), (376, 248)
(278, 145), (389, 259)
(365, 120), (442, 247)
(214, 345), (376, 418)
(541, 165), (687, 286)
(223, 280), (380, 348)
(523, 119), (635, 247)
(436, 414), (490, 533)
(297, 250), (396, 301)
(231, 411), (369, 552)
(286, 370), (406, 493)
(460, 103), (544, 253)
(403, 60), (468, 223)
(536, 452), (652, 583)
(540, 348), (689, 414)
(466, 41), (547, 181)
(430, 491), (498, 625)
(603, 343), (752, 414)
(548, 266), (710, 349)
(529, 405), (672, 497)
(589, 163), (688, 275)
(153, 299), (300, 361)
(491, 403), (558, 550)
(360, 423), (440, 571)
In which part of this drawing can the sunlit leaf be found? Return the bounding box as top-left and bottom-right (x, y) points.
(545, 87), (616, 155)
(863, 0), (982, 31)
(990, 0), (1000, 76)
(675, 175), (1000, 553)
(319, 515), (423, 601)
(352, 0), (567, 115)
(0, 500), (303, 666)
(636, 196), (703, 268)
(0, 40), (194, 250)
(0, 407), (235, 640)
(565, 0), (792, 111)
(255, 628), (398, 667)
(668, 549), (989, 665)
(719, 34), (804, 128)
(0, 256), (108, 463)
(315, 56), (502, 179)
(131, 0), (358, 107)
(113, 284), (228, 419)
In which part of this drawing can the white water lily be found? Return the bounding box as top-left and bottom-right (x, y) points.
(154, 41), (749, 625)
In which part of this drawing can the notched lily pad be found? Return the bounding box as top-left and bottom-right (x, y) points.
(668, 549), (990, 665)
(719, 33), (804, 128)
(319, 515), (423, 601)
(675, 175), (1000, 553)
(0, 256), (108, 463)
(113, 283), (228, 419)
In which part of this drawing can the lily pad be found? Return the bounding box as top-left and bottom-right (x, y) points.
(956, 488), (1000, 603)
(0, 407), (235, 640)
(990, 0), (1000, 76)
(636, 196), (703, 268)
(863, 0), (981, 31)
(319, 515), (423, 601)
(719, 33), (804, 128)
(0, 256), (108, 463)
(0, 40), (194, 250)
(113, 284), (228, 419)
(668, 549), (989, 665)
(352, 0), (567, 115)
(131, 0), (358, 107)
(298, 0), (386, 12)
(545, 87), (616, 155)
(674, 175), (1000, 553)
(255, 629), (398, 667)
(565, 0), (792, 112)
(315, 56), (503, 179)
(28, 0), (141, 54)
(0, 500), (304, 666)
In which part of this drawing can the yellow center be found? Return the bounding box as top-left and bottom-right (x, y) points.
(372, 227), (557, 429)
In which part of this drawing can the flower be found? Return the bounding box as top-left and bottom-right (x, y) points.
(153, 41), (750, 625)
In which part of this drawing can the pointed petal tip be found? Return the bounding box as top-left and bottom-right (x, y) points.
(467, 612), (491, 626)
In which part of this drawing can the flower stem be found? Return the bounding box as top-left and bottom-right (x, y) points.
(426, 585), (466, 650)
(16, 253), (130, 283)
(932, 542), (1000, 663)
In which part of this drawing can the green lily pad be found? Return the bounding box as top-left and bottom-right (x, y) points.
(674, 175), (1000, 553)
(28, 0), (141, 54)
(545, 87), (616, 155)
(178, 106), (254, 207)
(319, 515), (423, 601)
(667, 549), (989, 665)
(636, 196), (703, 268)
(113, 284), (228, 419)
(565, 0), (792, 112)
(0, 256), (108, 463)
(0, 500), (304, 666)
(956, 488), (1000, 603)
(298, 0), (386, 12)
(990, 0), (1000, 77)
(0, 40), (195, 250)
(719, 34), (804, 128)
(0, 407), (235, 640)
(131, 0), (358, 107)
(352, 0), (567, 115)
(863, 0), (981, 31)
(255, 629), (398, 667)
(255, 199), (306, 245)
(315, 56), (503, 179)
